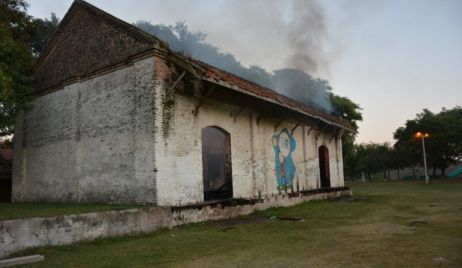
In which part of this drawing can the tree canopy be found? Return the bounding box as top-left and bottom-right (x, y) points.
(330, 94), (362, 177)
(134, 21), (361, 118)
(348, 106), (462, 181)
(30, 12), (59, 56)
(0, 0), (59, 136)
(393, 107), (462, 175)
(1, 7), (362, 160)
(134, 21), (363, 175)
(0, 0), (34, 135)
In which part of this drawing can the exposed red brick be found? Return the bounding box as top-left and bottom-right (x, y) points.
(176, 56), (352, 130)
(0, 148), (13, 161)
(33, 0), (351, 131)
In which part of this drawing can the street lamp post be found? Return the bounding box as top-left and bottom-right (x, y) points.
(415, 132), (430, 184)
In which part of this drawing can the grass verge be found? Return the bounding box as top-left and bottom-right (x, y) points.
(0, 203), (138, 221)
(11, 179), (462, 267)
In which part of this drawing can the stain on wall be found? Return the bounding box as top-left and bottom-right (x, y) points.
(272, 128), (296, 191)
(12, 58), (157, 204)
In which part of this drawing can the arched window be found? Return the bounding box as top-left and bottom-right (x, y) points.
(318, 145), (331, 188)
(202, 126), (233, 201)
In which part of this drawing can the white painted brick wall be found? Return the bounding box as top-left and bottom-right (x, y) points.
(154, 56), (346, 205)
(13, 58), (157, 204)
(12, 55), (345, 206)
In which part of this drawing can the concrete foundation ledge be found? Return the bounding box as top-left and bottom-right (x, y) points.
(0, 255), (45, 267)
(0, 187), (351, 258)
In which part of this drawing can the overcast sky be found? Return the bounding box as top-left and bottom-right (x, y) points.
(28, 0), (462, 144)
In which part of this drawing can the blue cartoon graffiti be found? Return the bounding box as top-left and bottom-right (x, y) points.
(272, 128), (296, 190)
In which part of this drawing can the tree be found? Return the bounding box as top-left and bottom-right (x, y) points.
(0, 0), (35, 136)
(0, 0), (60, 137)
(389, 144), (413, 179)
(135, 21), (364, 176)
(393, 107), (462, 175)
(330, 94), (363, 178)
(134, 21), (344, 113)
(352, 142), (394, 180)
(330, 94), (362, 130)
(31, 13), (59, 56)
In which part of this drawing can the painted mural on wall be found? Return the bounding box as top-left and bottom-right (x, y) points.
(272, 128), (296, 190)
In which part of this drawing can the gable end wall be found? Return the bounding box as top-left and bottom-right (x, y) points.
(33, 5), (156, 92)
(13, 57), (157, 204)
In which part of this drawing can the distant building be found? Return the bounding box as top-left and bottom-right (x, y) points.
(12, 0), (353, 205)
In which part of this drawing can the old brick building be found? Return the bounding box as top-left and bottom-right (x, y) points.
(12, 0), (353, 206)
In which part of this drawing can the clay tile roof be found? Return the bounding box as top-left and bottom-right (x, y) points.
(73, 1), (353, 131)
(41, 0), (353, 132)
(0, 148), (13, 161)
(177, 56), (353, 131)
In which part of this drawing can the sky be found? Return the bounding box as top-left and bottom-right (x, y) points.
(28, 0), (462, 144)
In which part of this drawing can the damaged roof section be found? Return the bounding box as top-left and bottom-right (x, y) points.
(172, 54), (353, 131)
(34, 0), (353, 132)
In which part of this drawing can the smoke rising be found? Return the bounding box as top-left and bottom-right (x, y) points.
(286, 0), (329, 74)
(272, 69), (333, 112)
(135, 0), (334, 113)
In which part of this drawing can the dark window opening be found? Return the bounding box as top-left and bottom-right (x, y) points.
(319, 145), (331, 188)
(202, 126), (233, 201)
(0, 177), (12, 203)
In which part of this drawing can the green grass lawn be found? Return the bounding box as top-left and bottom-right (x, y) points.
(13, 179), (462, 267)
(0, 203), (138, 221)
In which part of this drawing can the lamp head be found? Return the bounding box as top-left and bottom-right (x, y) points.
(415, 132), (429, 138)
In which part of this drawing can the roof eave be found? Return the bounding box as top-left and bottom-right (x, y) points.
(201, 77), (355, 132)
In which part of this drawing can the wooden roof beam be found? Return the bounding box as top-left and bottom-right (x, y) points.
(274, 118), (284, 131)
(166, 71), (186, 96)
(194, 85), (215, 115)
(233, 105), (246, 122)
(291, 121), (302, 135)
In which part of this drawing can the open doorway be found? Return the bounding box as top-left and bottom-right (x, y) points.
(202, 126), (233, 201)
(0, 146), (13, 202)
(318, 145), (330, 188)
